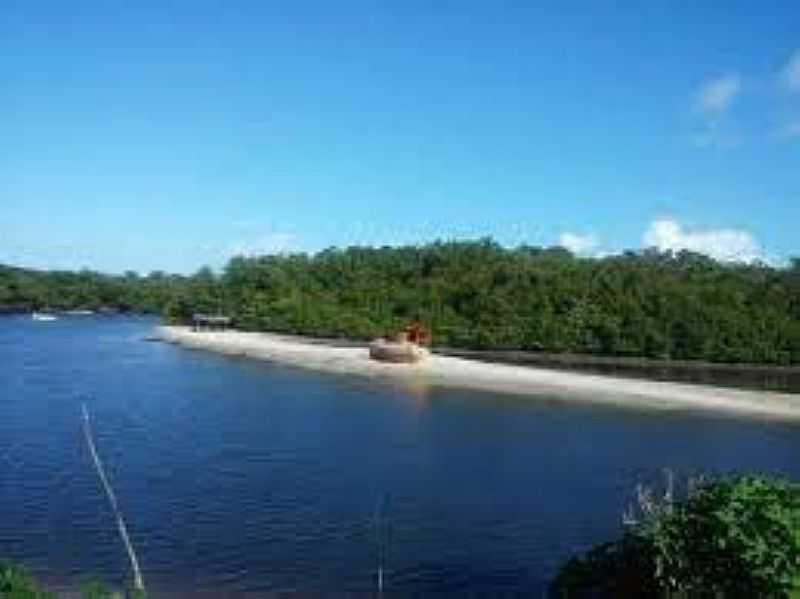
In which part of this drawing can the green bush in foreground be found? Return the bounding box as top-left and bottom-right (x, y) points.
(0, 561), (143, 599)
(551, 475), (800, 597)
(0, 561), (54, 599)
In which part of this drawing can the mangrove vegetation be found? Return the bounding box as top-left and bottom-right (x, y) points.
(3, 240), (800, 365)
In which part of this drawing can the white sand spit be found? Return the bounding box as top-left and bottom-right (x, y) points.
(158, 326), (800, 421)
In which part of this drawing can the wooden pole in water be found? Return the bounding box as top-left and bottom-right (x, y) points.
(374, 493), (391, 596)
(81, 403), (145, 594)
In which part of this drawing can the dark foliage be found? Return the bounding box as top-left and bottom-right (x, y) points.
(0, 265), (188, 315)
(3, 240), (800, 364)
(0, 561), (54, 599)
(551, 476), (800, 597)
(219, 241), (800, 364)
(0, 560), (146, 598)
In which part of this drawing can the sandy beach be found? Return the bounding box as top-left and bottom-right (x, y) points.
(158, 326), (800, 421)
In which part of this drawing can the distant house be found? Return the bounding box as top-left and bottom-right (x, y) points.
(192, 313), (232, 332)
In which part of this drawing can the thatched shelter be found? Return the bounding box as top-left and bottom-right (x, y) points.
(192, 314), (232, 332)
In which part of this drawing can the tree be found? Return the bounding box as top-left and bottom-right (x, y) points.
(551, 475), (800, 597)
(2, 241), (800, 366)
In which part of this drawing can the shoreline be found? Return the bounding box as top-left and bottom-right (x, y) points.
(433, 346), (800, 374)
(158, 326), (800, 422)
(433, 347), (800, 394)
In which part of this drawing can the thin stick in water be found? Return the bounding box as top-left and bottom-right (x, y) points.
(82, 403), (145, 593)
(374, 492), (391, 595)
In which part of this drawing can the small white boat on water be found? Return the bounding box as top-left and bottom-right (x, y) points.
(32, 312), (58, 321)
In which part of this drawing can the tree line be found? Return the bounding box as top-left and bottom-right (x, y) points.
(3, 240), (800, 365)
(0, 265), (185, 315)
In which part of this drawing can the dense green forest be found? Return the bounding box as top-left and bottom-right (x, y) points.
(3, 240), (800, 365)
(0, 265), (186, 315)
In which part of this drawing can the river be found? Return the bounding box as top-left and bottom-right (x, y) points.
(1, 316), (798, 595)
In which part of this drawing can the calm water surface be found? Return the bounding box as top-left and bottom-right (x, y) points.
(1, 316), (799, 595)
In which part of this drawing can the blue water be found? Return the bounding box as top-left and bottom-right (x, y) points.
(1, 316), (799, 595)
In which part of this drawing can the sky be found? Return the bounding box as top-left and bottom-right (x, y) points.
(1, 1), (799, 274)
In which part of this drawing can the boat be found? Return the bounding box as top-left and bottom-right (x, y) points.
(369, 338), (428, 363)
(32, 312), (58, 321)
(369, 322), (431, 364)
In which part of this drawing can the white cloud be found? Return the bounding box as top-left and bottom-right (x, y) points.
(690, 74), (742, 148)
(777, 118), (800, 139)
(695, 74), (741, 114)
(642, 218), (765, 264)
(558, 232), (600, 256)
(781, 50), (800, 92)
(689, 125), (741, 148)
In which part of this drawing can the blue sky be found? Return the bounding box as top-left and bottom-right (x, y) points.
(1, 1), (798, 273)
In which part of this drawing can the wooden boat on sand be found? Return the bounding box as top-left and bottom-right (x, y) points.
(369, 323), (431, 364)
(369, 339), (428, 363)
